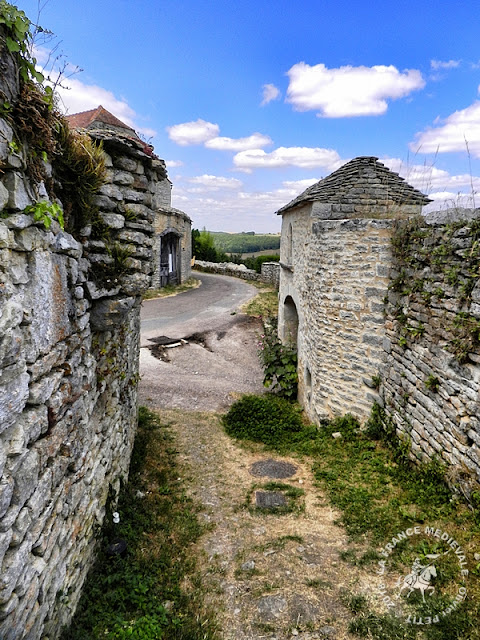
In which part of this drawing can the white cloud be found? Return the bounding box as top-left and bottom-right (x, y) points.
(46, 74), (158, 138)
(430, 59), (460, 70)
(381, 156), (480, 210)
(205, 133), (273, 151)
(167, 119), (220, 146)
(261, 83), (281, 106)
(410, 99), (480, 157)
(188, 174), (243, 191)
(282, 178), (320, 191)
(233, 146), (342, 172)
(165, 159), (184, 168)
(286, 62), (425, 117)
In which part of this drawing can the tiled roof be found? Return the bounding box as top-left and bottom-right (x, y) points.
(65, 105), (136, 133)
(277, 156), (431, 214)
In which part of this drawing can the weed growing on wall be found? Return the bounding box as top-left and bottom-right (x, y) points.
(258, 317), (298, 399)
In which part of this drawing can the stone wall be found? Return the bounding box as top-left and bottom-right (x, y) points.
(194, 259), (280, 288)
(0, 79), (162, 636)
(382, 217), (480, 484)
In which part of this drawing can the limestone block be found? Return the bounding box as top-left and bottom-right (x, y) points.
(3, 214), (33, 230)
(118, 229), (151, 245)
(113, 170), (135, 186)
(120, 272), (151, 295)
(11, 450), (39, 509)
(27, 370), (64, 405)
(93, 195), (117, 211)
(0, 222), (13, 248)
(90, 296), (136, 330)
(99, 213), (125, 229)
(14, 227), (53, 252)
(53, 232), (82, 258)
(23, 252), (75, 359)
(121, 188), (145, 204)
(125, 220), (154, 234)
(0, 328), (23, 367)
(0, 591), (18, 622)
(0, 371), (29, 434)
(0, 536), (33, 604)
(0, 478), (14, 520)
(26, 469), (53, 525)
(124, 203), (154, 222)
(98, 183), (123, 200)
(85, 280), (121, 300)
(11, 507), (31, 546)
(132, 175), (149, 191)
(0, 119), (13, 159)
(2, 173), (34, 211)
(0, 250), (29, 284)
(0, 182), (9, 211)
(114, 156), (137, 172)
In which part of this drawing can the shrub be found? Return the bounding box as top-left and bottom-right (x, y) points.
(223, 393), (304, 445)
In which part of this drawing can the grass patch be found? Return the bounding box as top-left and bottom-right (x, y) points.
(62, 407), (217, 640)
(222, 395), (480, 639)
(241, 282), (278, 318)
(143, 277), (200, 300)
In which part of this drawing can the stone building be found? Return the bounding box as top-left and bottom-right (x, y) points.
(276, 156), (430, 423)
(67, 106), (192, 289)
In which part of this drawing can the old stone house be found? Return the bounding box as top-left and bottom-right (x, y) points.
(276, 156), (430, 424)
(67, 106), (192, 289)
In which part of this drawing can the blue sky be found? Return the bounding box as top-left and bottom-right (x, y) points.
(17, 0), (480, 232)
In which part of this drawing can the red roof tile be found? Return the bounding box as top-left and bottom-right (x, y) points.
(65, 105), (136, 133)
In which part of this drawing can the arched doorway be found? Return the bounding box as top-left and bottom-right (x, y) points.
(159, 231), (181, 286)
(283, 295), (299, 347)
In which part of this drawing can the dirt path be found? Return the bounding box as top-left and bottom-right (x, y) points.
(158, 409), (375, 640)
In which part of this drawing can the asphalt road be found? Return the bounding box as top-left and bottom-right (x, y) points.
(140, 272), (259, 346)
(139, 272), (266, 411)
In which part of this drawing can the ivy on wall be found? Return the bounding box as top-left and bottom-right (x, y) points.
(386, 215), (480, 363)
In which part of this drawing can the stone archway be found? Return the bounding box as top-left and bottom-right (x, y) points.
(283, 295), (299, 347)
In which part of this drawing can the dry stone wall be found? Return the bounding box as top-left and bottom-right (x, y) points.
(194, 259), (280, 288)
(382, 217), (480, 485)
(0, 94), (164, 636)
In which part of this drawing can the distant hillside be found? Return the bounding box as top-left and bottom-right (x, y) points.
(211, 232), (280, 254)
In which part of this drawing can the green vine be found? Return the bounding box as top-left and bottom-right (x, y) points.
(0, 1), (45, 86)
(25, 200), (64, 230)
(258, 317), (298, 400)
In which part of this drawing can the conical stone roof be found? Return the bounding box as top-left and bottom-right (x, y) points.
(277, 156), (431, 217)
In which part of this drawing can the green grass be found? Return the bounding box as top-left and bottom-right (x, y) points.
(142, 277), (200, 300)
(223, 395), (480, 640)
(241, 282), (279, 318)
(62, 407), (217, 640)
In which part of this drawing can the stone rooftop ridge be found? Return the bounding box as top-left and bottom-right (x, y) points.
(277, 156), (432, 215)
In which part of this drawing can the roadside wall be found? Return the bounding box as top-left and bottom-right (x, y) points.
(0, 51), (160, 637)
(382, 217), (480, 485)
(194, 260), (280, 288)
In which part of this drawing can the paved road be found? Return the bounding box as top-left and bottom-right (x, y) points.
(140, 272), (259, 346)
(139, 272), (266, 411)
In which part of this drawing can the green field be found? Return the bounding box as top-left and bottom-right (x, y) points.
(211, 231), (280, 254)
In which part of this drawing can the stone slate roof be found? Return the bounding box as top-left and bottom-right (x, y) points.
(65, 105), (136, 134)
(276, 156), (431, 214)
